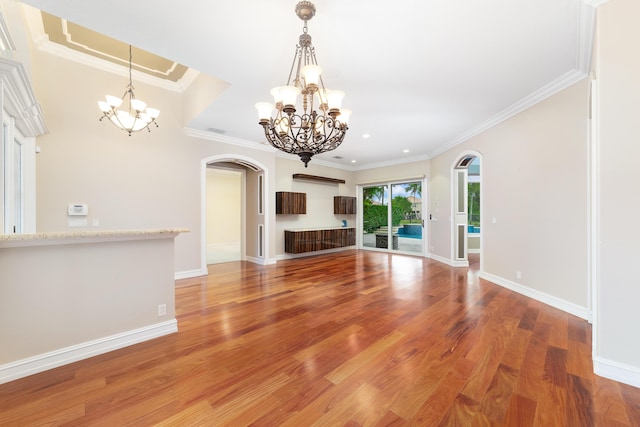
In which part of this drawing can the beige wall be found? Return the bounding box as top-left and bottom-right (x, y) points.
(206, 168), (241, 249)
(595, 0), (640, 380)
(0, 236), (176, 367)
(430, 80), (590, 311)
(30, 44), (279, 273)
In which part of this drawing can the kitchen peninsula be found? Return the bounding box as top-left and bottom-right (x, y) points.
(0, 228), (188, 384)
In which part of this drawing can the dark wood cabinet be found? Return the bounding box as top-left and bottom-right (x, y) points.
(285, 228), (356, 254)
(276, 191), (306, 214)
(334, 196), (357, 214)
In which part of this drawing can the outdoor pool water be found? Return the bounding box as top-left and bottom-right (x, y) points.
(398, 224), (422, 239)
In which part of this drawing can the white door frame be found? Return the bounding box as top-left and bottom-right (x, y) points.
(451, 150), (483, 268)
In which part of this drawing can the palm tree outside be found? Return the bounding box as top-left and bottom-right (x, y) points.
(404, 183), (422, 223)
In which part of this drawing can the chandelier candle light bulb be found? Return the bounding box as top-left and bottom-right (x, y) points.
(255, 1), (351, 167)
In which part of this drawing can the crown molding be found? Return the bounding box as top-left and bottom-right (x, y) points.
(0, 4), (16, 52)
(184, 127), (276, 153)
(577, 0), (598, 73)
(184, 127), (357, 171)
(34, 38), (193, 93)
(351, 153), (431, 172)
(0, 58), (48, 136)
(581, 0), (609, 7)
(289, 155), (355, 171)
(426, 0), (597, 159)
(21, 5), (195, 94)
(428, 68), (587, 159)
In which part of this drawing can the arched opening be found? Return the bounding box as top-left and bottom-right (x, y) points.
(200, 155), (269, 273)
(452, 151), (482, 271)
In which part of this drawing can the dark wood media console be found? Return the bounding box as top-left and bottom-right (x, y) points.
(284, 227), (356, 254)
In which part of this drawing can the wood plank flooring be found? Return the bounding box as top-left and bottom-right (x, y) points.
(1, 250), (639, 426)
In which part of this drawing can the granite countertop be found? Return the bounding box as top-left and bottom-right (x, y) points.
(0, 228), (190, 248)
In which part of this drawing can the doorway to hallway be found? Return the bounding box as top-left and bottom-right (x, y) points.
(201, 155), (268, 272)
(206, 166), (242, 264)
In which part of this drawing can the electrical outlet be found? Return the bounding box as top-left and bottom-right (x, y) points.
(158, 304), (167, 316)
(516, 270), (522, 280)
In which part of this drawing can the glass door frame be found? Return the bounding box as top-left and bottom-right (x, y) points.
(358, 177), (427, 256)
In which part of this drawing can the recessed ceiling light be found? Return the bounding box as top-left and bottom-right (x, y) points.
(207, 127), (226, 134)
(351, 160), (357, 163)
(403, 149), (410, 153)
(362, 133), (371, 139)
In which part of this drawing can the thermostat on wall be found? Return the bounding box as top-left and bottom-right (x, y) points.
(68, 203), (88, 216)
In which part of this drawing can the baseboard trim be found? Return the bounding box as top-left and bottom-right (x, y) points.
(245, 256), (277, 265)
(480, 272), (588, 320)
(276, 246), (355, 261)
(428, 253), (469, 268)
(428, 253), (451, 266)
(0, 319), (178, 385)
(175, 268), (207, 280)
(594, 356), (640, 389)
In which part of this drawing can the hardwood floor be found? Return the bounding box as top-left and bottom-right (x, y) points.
(1, 250), (639, 426)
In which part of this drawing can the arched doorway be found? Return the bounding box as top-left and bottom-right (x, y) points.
(206, 166), (243, 264)
(452, 151), (482, 270)
(200, 155), (269, 273)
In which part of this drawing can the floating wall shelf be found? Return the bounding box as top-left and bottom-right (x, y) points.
(292, 174), (346, 184)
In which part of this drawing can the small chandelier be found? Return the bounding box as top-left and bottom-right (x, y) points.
(255, 1), (351, 167)
(98, 45), (160, 136)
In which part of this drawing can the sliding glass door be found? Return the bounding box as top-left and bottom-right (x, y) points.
(361, 180), (424, 255)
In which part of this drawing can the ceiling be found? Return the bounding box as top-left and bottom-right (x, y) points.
(20, 0), (596, 170)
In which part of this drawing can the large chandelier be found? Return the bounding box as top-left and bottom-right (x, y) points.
(255, 1), (351, 167)
(98, 45), (160, 136)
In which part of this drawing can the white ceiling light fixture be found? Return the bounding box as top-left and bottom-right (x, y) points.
(255, 1), (351, 167)
(98, 45), (160, 136)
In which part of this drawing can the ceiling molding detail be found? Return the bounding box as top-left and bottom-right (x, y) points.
(188, 66), (590, 170)
(577, 0), (598, 73)
(581, 0), (610, 6)
(350, 153), (432, 172)
(184, 128), (277, 153)
(41, 12), (188, 82)
(22, 6), (196, 93)
(0, 5), (16, 53)
(183, 127), (356, 171)
(428, 69), (587, 159)
(34, 36), (197, 93)
(0, 58), (48, 136)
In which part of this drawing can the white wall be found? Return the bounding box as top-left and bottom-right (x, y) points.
(594, 0), (640, 387)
